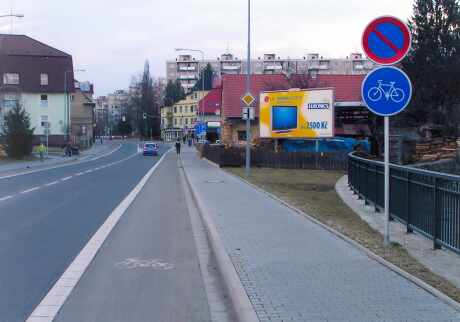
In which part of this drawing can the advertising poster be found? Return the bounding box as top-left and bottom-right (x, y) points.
(259, 89), (335, 138)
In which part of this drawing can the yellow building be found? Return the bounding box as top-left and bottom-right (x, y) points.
(161, 90), (209, 141)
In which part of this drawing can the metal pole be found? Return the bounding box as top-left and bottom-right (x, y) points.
(64, 71), (68, 142)
(201, 51), (205, 140)
(384, 116), (390, 246)
(245, 0), (251, 176)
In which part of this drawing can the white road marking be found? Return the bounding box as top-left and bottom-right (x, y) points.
(45, 181), (59, 187)
(84, 169), (93, 174)
(20, 187), (40, 194)
(0, 195), (14, 202)
(26, 148), (171, 322)
(75, 172), (84, 176)
(61, 176), (73, 181)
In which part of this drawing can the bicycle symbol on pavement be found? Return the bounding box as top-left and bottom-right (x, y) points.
(367, 80), (405, 103)
(115, 258), (174, 270)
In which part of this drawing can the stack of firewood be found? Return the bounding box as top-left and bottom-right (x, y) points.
(0, 145), (6, 159)
(416, 139), (458, 162)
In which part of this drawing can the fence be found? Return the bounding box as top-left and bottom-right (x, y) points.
(348, 153), (460, 254)
(201, 144), (348, 170)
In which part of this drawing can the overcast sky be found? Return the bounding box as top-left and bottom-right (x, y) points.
(0, 0), (413, 96)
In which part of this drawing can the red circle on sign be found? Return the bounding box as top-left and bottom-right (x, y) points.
(362, 16), (411, 65)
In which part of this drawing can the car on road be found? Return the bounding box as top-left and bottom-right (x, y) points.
(143, 142), (159, 156)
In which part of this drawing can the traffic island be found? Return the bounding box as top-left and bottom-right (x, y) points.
(225, 167), (460, 304)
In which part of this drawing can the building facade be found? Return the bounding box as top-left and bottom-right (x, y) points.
(166, 52), (374, 92)
(71, 81), (95, 148)
(160, 90), (208, 141)
(0, 34), (74, 145)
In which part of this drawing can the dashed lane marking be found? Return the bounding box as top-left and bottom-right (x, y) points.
(0, 195), (14, 202)
(61, 176), (73, 181)
(45, 181), (59, 187)
(20, 187), (40, 194)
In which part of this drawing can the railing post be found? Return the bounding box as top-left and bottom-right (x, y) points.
(406, 171), (413, 233)
(433, 177), (441, 250)
(375, 164), (379, 212)
(364, 163), (369, 205)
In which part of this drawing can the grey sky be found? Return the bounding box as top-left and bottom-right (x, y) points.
(1, 0), (413, 96)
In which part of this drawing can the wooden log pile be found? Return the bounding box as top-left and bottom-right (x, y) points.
(416, 138), (458, 162)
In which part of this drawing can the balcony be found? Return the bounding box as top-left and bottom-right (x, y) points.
(222, 64), (241, 70)
(178, 74), (198, 80)
(178, 66), (196, 71)
(264, 65), (283, 71)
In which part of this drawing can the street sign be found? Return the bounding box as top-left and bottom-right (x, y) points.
(362, 66), (412, 116)
(241, 92), (255, 107)
(362, 16), (411, 65)
(242, 107), (255, 120)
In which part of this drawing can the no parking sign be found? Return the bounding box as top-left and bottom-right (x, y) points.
(362, 16), (411, 65)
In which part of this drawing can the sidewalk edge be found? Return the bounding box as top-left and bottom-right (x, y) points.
(227, 171), (460, 313)
(26, 149), (171, 322)
(181, 159), (260, 322)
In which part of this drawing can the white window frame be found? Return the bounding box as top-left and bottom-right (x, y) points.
(40, 94), (48, 108)
(3, 73), (19, 85)
(40, 73), (49, 86)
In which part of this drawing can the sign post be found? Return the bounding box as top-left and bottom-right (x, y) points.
(361, 16), (412, 246)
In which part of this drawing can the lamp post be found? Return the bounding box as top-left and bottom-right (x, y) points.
(175, 48), (206, 140)
(0, 13), (24, 34)
(64, 69), (85, 143)
(245, 0), (252, 176)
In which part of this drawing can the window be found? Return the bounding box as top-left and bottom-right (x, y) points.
(180, 106), (183, 113)
(40, 94), (48, 108)
(2, 94), (18, 109)
(174, 106), (177, 113)
(40, 73), (48, 86)
(174, 118), (177, 125)
(190, 105), (194, 113)
(3, 73), (19, 85)
(238, 131), (247, 141)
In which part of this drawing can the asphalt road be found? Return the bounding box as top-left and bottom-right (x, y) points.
(54, 152), (211, 322)
(0, 142), (169, 322)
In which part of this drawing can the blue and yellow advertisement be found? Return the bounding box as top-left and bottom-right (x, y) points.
(259, 89), (335, 138)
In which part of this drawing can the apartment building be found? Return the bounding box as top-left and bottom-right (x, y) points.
(0, 34), (74, 145)
(166, 52), (375, 92)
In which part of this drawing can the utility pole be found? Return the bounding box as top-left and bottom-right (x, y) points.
(245, 0), (251, 176)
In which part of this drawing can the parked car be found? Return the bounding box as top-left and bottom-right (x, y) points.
(143, 142), (159, 156)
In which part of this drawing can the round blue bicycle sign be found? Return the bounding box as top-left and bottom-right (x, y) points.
(361, 66), (412, 116)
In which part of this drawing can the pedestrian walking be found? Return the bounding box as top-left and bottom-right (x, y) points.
(38, 143), (46, 162)
(182, 135), (186, 144)
(175, 138), (181, 155)
(188, 137), (192, 147)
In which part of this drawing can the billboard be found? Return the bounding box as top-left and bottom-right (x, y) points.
(259, 89), (334, 138)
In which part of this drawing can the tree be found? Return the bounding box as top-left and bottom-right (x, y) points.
(192, 63), (215, 92)
(164, 80), (185, 106)
(400, 0), (460, 136)
(117, 118), (133, 136)
(1, 104), (34, 159)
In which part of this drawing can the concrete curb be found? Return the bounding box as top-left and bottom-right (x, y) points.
(181, 159), (260, 322)
(225, 171), (460, 314)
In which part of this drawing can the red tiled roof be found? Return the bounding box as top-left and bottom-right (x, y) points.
(198, 87), (222, 115)
(222, 74), (290, 118)
(291, 74), (365, 103)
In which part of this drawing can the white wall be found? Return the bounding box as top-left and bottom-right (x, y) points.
(21, 93), (67, 136)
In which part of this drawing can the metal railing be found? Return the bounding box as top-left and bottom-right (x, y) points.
(348, 153), (460, 254)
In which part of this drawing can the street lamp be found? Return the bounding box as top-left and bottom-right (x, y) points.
(64, 69), (85, 142)
(0, 13), (24, 34)
(175, 48), (206, 140)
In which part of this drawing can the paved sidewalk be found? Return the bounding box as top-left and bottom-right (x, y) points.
(0, 141), (119, 176)
(182, 146), (460, 322)
(336, 175), (460, 289)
